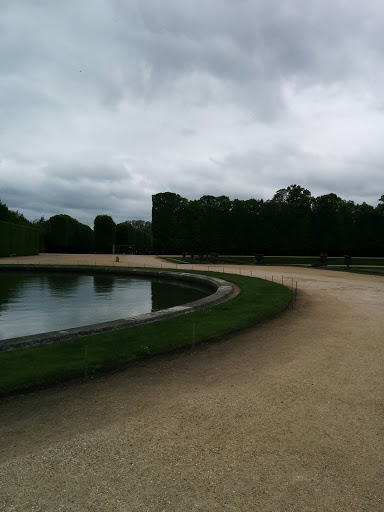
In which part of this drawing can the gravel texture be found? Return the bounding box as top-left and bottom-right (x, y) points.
(0, 254), (383, 511)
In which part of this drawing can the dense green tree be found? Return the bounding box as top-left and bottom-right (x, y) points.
(198, 195), (232, 252)
(0, 199), (40, 256)
(271, 185), (312, 254)
(152, 192), (188, 253)
(0, 199), (32, 226)
(0, 221), (40, 257)
(181, 200), (203, 253)
(353, 202), (381, 255)
(229, 198), (263, 254)
(376, 196), (384, 254)
(311, 194), (344, 253)
(129, 220), (152, 233)
(116, 221), (153, 253)
(45, 215), (93, 253)
(94, 215), (116, 253)
(152, 186), (384, 255)
(0, 200), (8, 221)
(260, 199), (285, 254)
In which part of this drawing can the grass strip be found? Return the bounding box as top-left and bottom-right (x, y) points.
(0, 270), (291, 396)
(324, 266), (384, 277)
(217, 256), (384, 266)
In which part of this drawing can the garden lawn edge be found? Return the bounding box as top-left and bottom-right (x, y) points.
(0, 269), (291, 396)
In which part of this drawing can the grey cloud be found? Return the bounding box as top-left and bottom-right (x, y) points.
(128, 1), (383, 85)
(2, 175), (150, 227)
(2, 0), (382, 119)
(181, 128), (195, 137)
(1, 0), (384, 227)
(43, 163), (129, 184)
(221, 146), (384, 205)
(159, 142), (384, 208)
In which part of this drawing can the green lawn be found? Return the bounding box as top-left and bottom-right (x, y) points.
(0, 269), (291, 396)
(326, 266), (384, 277)
(216, 256), (384, 266)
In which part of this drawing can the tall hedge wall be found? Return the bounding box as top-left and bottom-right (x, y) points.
(44, 215), (94, 253)
(0, 220), (40, 257)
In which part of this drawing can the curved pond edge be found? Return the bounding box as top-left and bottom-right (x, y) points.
(0, 265), (236, 353)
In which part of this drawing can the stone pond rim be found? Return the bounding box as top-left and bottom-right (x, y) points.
(0, 265), (237, 353)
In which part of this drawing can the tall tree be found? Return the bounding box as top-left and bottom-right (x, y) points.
(116, 221), (153, 253)
(270, 185), (312, 254)
(229, 198), (263, 254)
(151, 187), (384, 255)
(94, 215), (116, 253)
(311, 193), (343, 253)
(129, 220), (152, 233)
(45, 215), (94, 253)
(197, 195), (232, 253)
(0, 198), (32, 226)
(152, 193), (188, 253)
(353, 202), (381, 255)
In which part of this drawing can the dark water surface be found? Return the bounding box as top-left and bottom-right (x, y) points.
(0, 272), (209, 341)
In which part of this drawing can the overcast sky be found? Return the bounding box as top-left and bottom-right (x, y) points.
(1, 0), (384, 226)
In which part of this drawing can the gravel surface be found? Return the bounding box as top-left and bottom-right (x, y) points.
(0, 255), (383, 511)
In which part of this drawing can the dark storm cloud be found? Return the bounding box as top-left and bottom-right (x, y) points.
(1, 0), (384, 225)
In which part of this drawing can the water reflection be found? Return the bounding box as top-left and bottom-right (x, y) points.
(46, 273), (83, 295)
(151, 279), (208, 311)
(0, 273), (28, 312)
(0, 272), (209, 341)
(93, 274), (116, 294)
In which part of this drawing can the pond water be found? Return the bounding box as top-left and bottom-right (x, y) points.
(0, 272), (210, 341)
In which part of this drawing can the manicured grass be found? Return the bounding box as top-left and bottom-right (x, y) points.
(326, 266), (384, 277)
(217, 256), (384, 266)
(0, 270), (291, 396)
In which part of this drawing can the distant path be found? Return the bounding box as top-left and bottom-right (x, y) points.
(0, 255), (383, 511)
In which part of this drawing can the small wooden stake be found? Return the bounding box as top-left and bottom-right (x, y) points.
(84, 345), (89, 380)
(192, 322), (196, 349)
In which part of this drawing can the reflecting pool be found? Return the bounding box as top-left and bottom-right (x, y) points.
(0, 272), (209, 341)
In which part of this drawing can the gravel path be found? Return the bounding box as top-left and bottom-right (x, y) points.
(0, 256), (383, 511)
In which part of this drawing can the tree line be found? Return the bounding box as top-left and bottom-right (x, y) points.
(92, 215), (153, 254)
(0, 200), (40, 256)
(0, 200), (32, 227)
(2, 184), (384, 257)
(152, 186), (384, 255)
(40, 215), (153, 254)
(0, 199), (152, 255)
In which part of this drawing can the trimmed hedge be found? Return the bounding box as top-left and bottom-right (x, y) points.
(44, 215), (94, 253)
(0, 220), (40, 257)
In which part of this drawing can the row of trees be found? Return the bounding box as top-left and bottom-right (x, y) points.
(0, 221), (40, 257)
(115, 220), (153, 254)
(43, 215), (95, 253)
(0, 200), (40, 256)
(42, 215), (153, 254)
(3, 184), (384, 257)
(0, 200), (32, 227)
(1, 198), (153, 255)
(152, 186), (384, 255)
